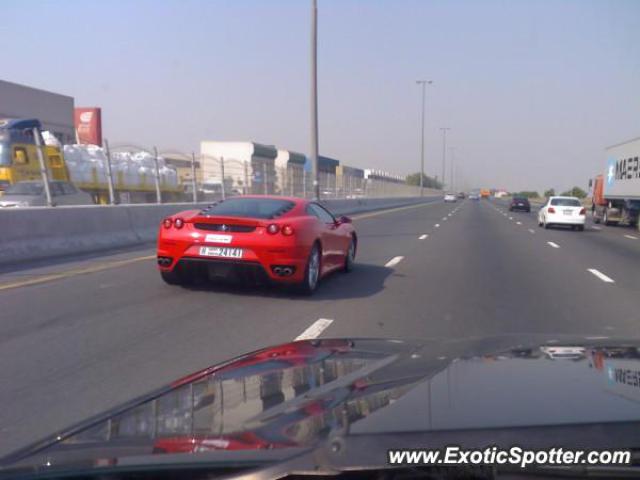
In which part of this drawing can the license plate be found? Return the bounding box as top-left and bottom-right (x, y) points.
(563, 209), (573, 216)
(199, 247), (243, 259)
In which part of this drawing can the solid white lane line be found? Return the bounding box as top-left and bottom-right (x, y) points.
(588, 268), (615, 283)
(419, 234), (428, 240)
(385, 256), (404, 268)
(585, 336), (609, 340)
(591, 226), (601, 230)
(624, 234), (638, 240)
(528, 229), (535, 234)
(547, 241), (560, 248)
(435, 224), (440, 228)
(295, 318), (334, 341)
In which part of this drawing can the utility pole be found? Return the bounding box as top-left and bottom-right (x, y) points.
(310, 0), (320, 200)
(440, 128), (450, 190)
(416, 80), (432, 196)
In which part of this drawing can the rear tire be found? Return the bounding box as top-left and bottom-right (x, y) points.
(604, 211), (610, 226)
(161, 264), (200, 286)
(298, 244), (321, 295)
(343, 237), (356, 273)
(161, 269), (183, 285)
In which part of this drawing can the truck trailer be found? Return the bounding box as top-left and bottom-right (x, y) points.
(590, 136), (640, 228)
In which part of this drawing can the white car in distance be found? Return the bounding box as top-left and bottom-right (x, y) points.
(444, 193), (457, 203)
(538, 196), (586, 231)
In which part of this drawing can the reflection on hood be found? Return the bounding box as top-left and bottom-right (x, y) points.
(3, 336), (640, 476)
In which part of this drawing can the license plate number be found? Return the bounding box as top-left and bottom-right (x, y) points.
(199, 247), (243, 259)
(563, 209), (573, 216)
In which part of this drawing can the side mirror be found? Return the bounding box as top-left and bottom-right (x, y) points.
(338, 215), (352, 224)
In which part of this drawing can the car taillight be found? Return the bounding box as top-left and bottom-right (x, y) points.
(548, 207), (556, 214)
(579, 208), (586, 215)
(163, 218), (173, 229)
(267, 224), (280, 235)
(174, 217), (185, 229)
(281, 225), (294, 236)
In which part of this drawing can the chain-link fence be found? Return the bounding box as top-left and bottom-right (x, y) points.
(47, 140), (441, 205)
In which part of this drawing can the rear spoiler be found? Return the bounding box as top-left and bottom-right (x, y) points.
(189, 215), (264, 227)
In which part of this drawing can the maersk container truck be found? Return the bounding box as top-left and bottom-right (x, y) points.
(590, 136), (640, 229)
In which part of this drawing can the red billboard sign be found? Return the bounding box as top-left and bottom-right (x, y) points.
(74, 107), (102, 145)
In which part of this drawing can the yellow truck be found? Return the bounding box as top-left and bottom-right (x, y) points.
(0, 118), (69, 193)
(0, 118), (184, 203)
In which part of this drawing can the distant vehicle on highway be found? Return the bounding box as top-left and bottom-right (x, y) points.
(0, 180), (94, 207)
(480, 188), (491, 198)
(509, 196), (531, 212)
(537, 196), (586, 231)
(457, 192), (466, 199)
(468, 192), (480, 200)
(444, 193), (457, 203)
(157, 195), (356, 294)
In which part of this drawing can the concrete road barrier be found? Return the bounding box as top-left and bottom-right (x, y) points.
(0, 195), (440, 267)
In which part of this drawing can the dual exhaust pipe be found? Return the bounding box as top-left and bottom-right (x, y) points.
(157, 256), (173, 267)
(272, 266), (295, 277)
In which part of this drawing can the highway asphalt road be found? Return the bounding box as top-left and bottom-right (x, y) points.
(1, 198), (639, 456)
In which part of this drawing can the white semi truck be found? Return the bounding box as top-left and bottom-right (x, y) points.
(590, 136), (640, 229)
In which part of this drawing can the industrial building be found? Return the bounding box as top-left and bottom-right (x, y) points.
(200, 141), (278, 194)
(275, 149), (306, 196)
(0, 80), (75, 144)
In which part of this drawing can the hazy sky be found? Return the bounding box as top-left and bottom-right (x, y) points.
(3, 0), (639, 192)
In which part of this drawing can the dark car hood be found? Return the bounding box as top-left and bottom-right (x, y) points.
(3, 335), (640, 476)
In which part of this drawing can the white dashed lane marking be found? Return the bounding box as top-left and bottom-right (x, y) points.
(624, 235), (638, 240)
(295, 318), (334, 340)
(547, 242), (560, 249)
(419, 234), (428, 240)
(385, 256), (404, 268)
(587, 269), (615, 283)
(528, 229), (535, 234)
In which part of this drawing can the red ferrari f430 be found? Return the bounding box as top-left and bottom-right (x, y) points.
(157, 196), (357, 294)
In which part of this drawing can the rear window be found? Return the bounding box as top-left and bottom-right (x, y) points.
(201, 198), (295, 219)
(550, 198), (581, 207)
(513, 197), (529, 202)
(4, 182), (43, 195)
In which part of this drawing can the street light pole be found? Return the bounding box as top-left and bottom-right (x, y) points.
(310, 0), (320, 201)
(449, 147), (455, 191)
(440, 127), (450, 190)
(416, 80), (432, 196)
